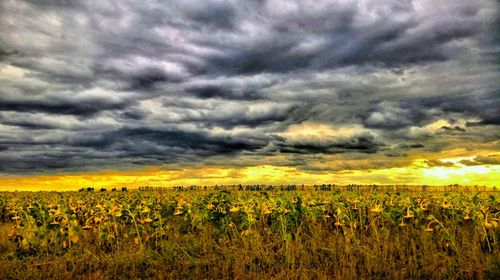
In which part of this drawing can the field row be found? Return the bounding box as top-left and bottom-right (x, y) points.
(0, 190), (499, 279)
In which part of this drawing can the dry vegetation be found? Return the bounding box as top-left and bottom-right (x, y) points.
(0, 187), (499, 279)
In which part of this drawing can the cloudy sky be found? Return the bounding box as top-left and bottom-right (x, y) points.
(0, 0), (499, 189)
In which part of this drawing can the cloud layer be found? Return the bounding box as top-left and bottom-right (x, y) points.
(0, 0), (498, 175)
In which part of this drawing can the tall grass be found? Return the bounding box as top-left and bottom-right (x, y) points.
(0, 188), (498, 279)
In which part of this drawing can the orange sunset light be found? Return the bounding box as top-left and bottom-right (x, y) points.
(1, 158), (498, 191)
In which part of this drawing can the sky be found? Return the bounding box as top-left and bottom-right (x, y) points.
(0, 0), (499, 190)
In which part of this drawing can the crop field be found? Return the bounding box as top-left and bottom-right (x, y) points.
(1, 186), (499, 279)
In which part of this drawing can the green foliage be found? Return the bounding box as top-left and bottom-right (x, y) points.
(0, 188), (499, 279)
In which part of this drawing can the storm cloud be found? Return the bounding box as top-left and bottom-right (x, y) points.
(0, 0), (498, 174)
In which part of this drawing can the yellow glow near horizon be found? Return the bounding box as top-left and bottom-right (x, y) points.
(0, 158), (498, 191)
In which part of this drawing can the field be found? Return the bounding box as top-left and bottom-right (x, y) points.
(1, 186), (499, 279)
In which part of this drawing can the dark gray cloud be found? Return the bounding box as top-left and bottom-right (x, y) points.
(459, 155), (500, 166)
(187, 85), (262, 100)
(425, 159), (456, 167)
(399, 143), (425, 149)
(440, 125), (466, 132)
(275, 133), (386, 154)
(0, 97), (131, 116)
(0, 0), (498, 174)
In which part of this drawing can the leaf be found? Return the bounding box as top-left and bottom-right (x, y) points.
(70, 234), (79, 244)
(21, 238), (30, 251)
